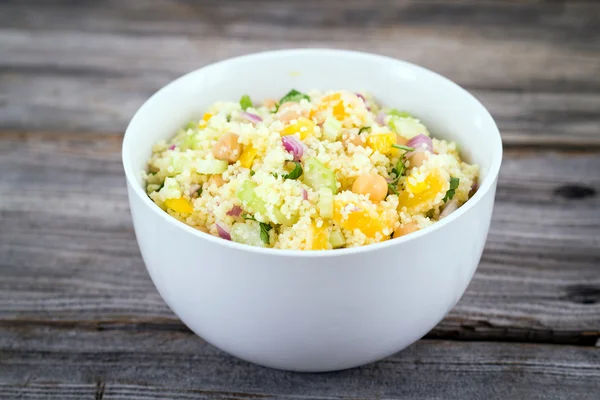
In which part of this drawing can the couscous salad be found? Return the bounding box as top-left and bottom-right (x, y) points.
(144, 89), (479, 250)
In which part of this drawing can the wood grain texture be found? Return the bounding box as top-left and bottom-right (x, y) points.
(1, 132), (598, 345)
(0, 0), (599, 145)
(1, 325), (599, 400)
(1, 1), (600, 398)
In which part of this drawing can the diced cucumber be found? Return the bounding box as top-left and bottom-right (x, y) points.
(318, 188), (334, 218)
(303, 158), (338, 194)
(230, 221), (266, 247)
(388, 116), (430, 139)
(236, 181), (267, 214)
(322, 117), (342, 141)
(272, 207), (298, 227)
(329, 230), (346, 248)
(195, 159), (228, 174)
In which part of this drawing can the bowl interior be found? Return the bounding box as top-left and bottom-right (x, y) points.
(123, 49), (501, 228)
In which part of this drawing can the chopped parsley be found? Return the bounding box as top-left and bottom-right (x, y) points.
(250, 170), (255, 176)
(242, 213), (256, 221)
(392, 144), (415, 152)
(259, 222), (272, 244)
(196, 187), (203, 196)
(388, 109), (413, 118)
(387, 184), (399, 195)
(358, 126), (371, 135)
(157, 181), (164, 191)
(388, 158), (407, 185)
(395, 158), (406, 177)
(281, 161), (303, 180)
(279, 89), (310, 104)
(443, 177), (460, 202)
(240, 94), (253, 111)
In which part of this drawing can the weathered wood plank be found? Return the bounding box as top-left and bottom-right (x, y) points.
(0, 132), (598, 344)
(0, 0), (598, 144)
(0, 325), (599, 400)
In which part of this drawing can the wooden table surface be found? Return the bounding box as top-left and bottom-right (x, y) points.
(1, 1), (599, 399)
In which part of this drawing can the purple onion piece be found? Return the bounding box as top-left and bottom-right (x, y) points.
(168, 144), (176, 150)
(375, 111), (386, 126)
(239, 111), (263, 124)
(355, 93), (371, 111)
(407, 134), (433, 153)
(216, 222), (231, 240)
(226, 205), (243, 217)
(440, 198), (459, 219)
(282, 135), (305, 161)
(302, 188), (308, 201)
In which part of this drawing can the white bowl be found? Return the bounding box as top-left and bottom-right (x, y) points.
(123, 49), (502, 372)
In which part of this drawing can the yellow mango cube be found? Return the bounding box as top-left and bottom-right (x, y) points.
(366, 132), (396, 155)
(307, 222), (330, 250)
(282, 117), (315, 140)
(398, 171), (446, 211)
(164, 197), (194, 214)
(239, 145), (258, 169)
(333, 201), (385, 238)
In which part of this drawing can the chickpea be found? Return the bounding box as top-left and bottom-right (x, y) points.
(394, 222), (419, 238)
(408, 150), (429, 168)
(212, 133), (243, 163)
(263, 98), (277, 109)
(209, 174), (226, 187)
(352, 173), (388, 202)
(396, 134), (409, 146)
(344, 132), (364, 148)
(277, 102), (307, 124)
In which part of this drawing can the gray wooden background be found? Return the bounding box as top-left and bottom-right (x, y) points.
(1, 0), (599, 399)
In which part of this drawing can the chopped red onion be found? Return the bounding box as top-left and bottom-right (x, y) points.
(239, 111), (262, 124)
(226, 205), (242, 217)
(282, 135), (305, 161)
(469, 182), (478, 197)
(302, 188), (308, 200)
(168, 144), (176, 150)
(216, 222), (231, 240)
(440, 199), (459, 219)
(407, 134), (433, 152)
(356, 93), (371, 111)
(375, 111), (386, 126)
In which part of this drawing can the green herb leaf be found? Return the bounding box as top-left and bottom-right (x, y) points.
(396, 159), (406, 178)
(443, 177), (460, 202)
(281, 161), (303, 180)
(387, 184), (399, 195)
(279, 89), (310, 105)
(250, 170), (255, 176)
(388, 167), (402, 185)
(242, 213), (256, 221)
(358, 126), (370, 135)
(196, 187), (203, 196)
(388, 109), (413, 118)
(240, 94), (252, 111)
(392, 144), (415, 152)
(259, 222), (272, 244)
(157, 182), (165, 191)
